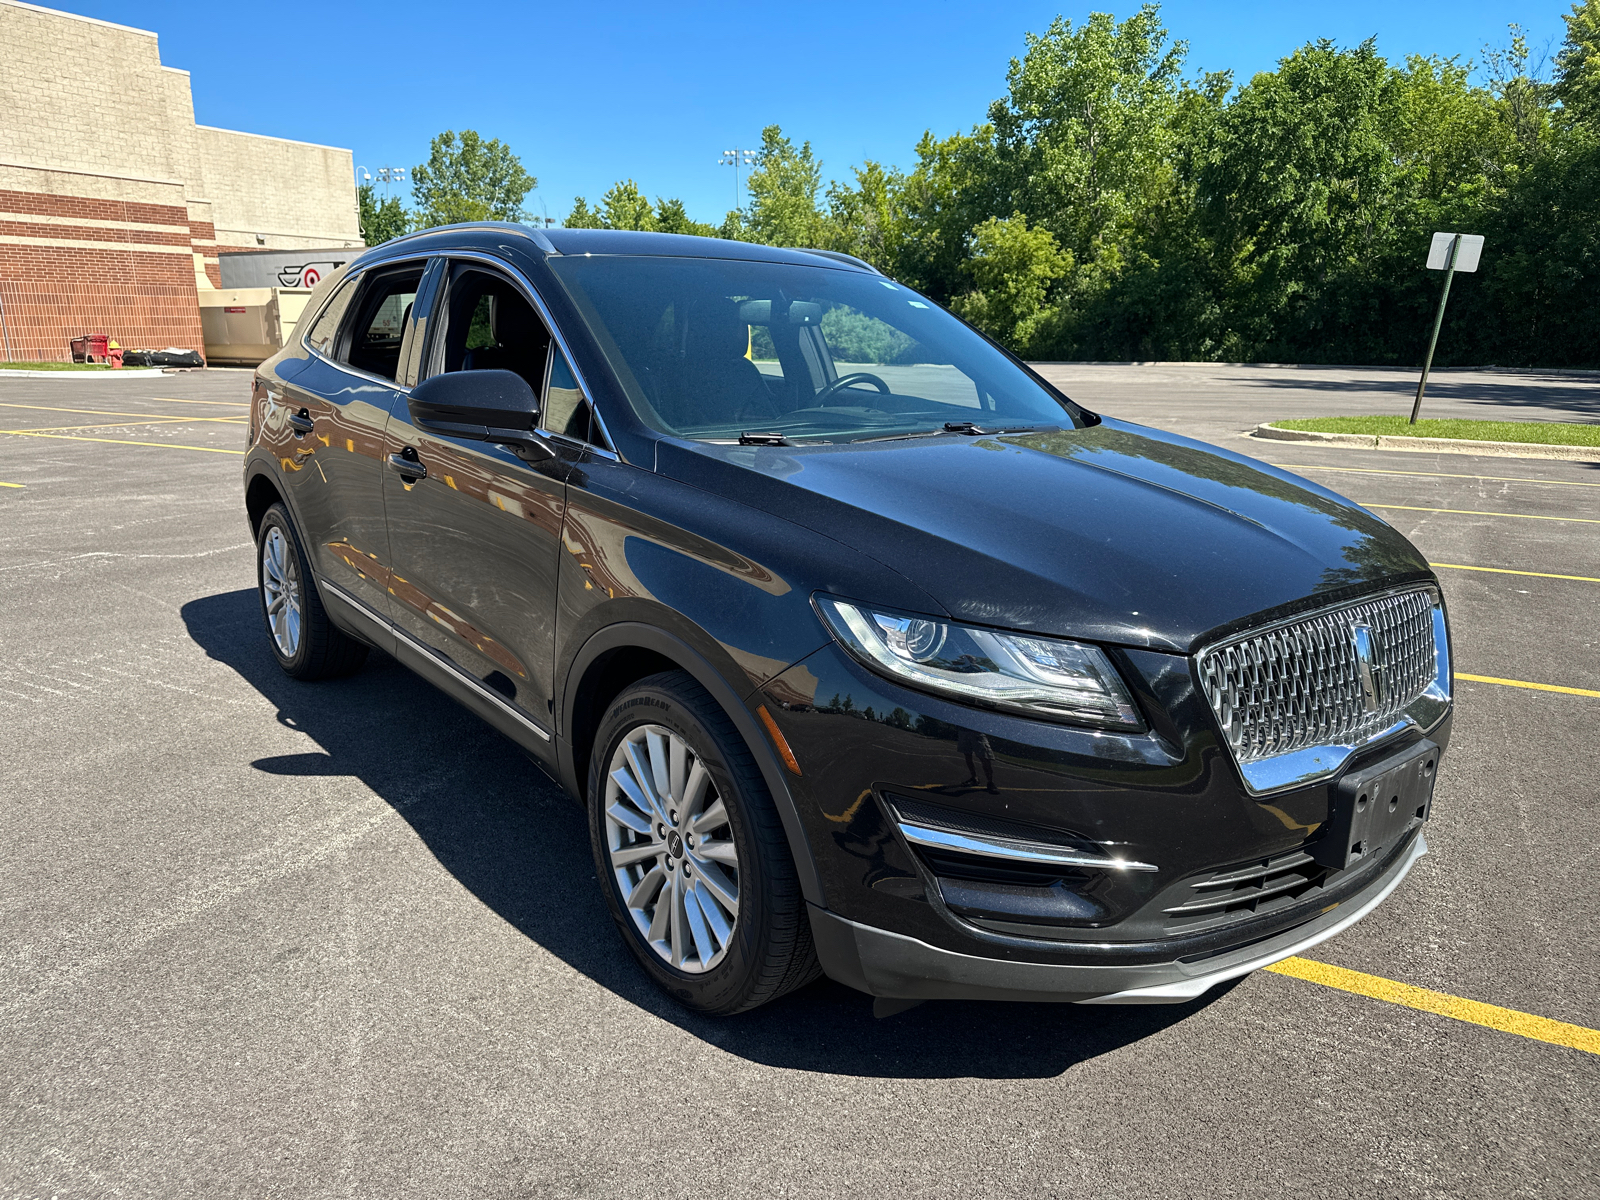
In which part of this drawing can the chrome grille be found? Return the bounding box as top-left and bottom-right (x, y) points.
(1198, 588), (1438, 763)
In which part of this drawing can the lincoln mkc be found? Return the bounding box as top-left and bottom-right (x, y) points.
(242, 225), (1452, 1014)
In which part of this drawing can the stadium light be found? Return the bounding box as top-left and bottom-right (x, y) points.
(718, 147), (757, 211)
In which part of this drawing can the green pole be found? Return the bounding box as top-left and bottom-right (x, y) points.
(1410, 233), (1461, 425)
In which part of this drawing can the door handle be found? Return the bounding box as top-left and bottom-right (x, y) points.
(287, 408), (315, 435)
(387, 449), (427, 481)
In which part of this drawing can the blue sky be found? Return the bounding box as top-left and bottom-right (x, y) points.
(65, 1), (1570, 224)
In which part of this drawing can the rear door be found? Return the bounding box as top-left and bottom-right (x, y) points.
(381, 259), (585, 741)
(275, 259), (431, 617)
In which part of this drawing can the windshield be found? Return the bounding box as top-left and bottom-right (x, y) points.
(546, 255), (1082, 443)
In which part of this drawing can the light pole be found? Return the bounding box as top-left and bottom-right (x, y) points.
(1410, 232), (1485, 424)
(375, 166), (407, 199)
(355, 165), (372, 189)
(718, 148), (756, 211)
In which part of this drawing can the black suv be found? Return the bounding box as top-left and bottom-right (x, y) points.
(243, 225), (1452, 1014)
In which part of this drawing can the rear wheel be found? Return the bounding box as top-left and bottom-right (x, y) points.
(588, 670), (819, 1014)
(256, 502), (368, 680)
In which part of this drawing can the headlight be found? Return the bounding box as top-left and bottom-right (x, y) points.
(814, 597), (1144, 732)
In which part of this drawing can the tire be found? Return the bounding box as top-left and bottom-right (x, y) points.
(255, 502), (368, 680)
(587, 670), (821, 1014)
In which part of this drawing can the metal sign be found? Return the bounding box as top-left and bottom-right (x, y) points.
(1427, 232), (1484, 273)
(1410, 232), (1486, 423)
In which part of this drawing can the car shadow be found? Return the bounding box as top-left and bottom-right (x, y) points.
(184, 587), (1226, 1080)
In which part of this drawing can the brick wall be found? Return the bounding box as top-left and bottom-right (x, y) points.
(0, 174), (202, 360)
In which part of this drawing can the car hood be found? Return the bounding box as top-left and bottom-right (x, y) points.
(655, 418), (1431, 653)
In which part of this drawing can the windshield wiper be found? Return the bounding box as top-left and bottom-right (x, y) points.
(738, 431), (790, 446)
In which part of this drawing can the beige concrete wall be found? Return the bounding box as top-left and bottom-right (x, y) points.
(0, 3), (189, 185)
(195, 126), (361, 251)
(0, 0), (360, 252)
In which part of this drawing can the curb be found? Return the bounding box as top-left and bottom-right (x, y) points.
(0, 367), (175, 379)
(1250, 423), (1600, 463)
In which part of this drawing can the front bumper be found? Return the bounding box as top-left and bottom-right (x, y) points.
(809, 830), (1427, 1004)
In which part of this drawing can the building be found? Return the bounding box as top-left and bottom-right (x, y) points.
(0, 0), (362, 362)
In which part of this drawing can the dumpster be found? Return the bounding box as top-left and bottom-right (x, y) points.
(198, 287), (315, 365)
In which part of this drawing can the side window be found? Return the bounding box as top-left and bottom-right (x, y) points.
(342, 267), (423, 382)
(433, 267), (551, 395)
(542, 349), (591, 443)
(305, 278), (357, 356)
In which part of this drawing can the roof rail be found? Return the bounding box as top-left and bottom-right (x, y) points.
(795, 248), (883, 275)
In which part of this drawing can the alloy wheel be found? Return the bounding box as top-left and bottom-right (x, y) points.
(261, 525), (303, 659)
(603, 724), (740, 973)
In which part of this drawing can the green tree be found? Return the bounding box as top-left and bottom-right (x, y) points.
(410, 130), (536, 228)
(600, 179), (657, 230)
(990, 5), (1188, 265)
(654, 197), (719, 237)
(357, 182), (409, 246)
(1557, 0), (1600, 121)
(950, 215), (1072, 351)
(889, 128), (1005, 303)
(822, 160), (903, 269)
(563, 197), (605, 228)
(745, 125), (825, 247)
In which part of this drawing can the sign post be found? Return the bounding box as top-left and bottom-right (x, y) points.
(1410, 232), (1484, 424)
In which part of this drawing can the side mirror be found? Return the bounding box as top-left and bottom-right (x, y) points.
(408, 369), (541, 445)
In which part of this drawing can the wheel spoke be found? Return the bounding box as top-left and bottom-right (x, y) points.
(627, 864), (666, 908)
(645, 729), (673, 808)
(695, 880), (733, 946)
(690, 857), (739, 914)
(611, 763), (658, 825)
(647, 871), (673, 941)
(611, 840), (661, 868)
(606, 796), (652, 835)
(623, 740), (665, 822)
(682, 887), (716, 965)
(680, 761), (710, 821)
(669, 870), (687, 967)
(669, 735), (687, 811)
(266, 593), (286, 616)
(689, 798), (727, 837)
(695, 838), (739, 866)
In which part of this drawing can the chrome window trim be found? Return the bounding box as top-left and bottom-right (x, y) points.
(430, 248), (618, 458)
(321, 580), (552, 742)
(1194, 584), (1452, 796)
(300, 258), (433, 395)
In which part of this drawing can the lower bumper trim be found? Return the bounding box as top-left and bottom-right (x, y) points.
(808, 831), (1427, 1005)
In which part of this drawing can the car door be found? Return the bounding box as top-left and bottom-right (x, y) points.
(381, 258), (579, 740)
(276, 258), (432, 617)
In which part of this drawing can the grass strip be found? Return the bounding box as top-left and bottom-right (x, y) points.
(1273, 416), (1600, 447)
(0, 361), (118, 371)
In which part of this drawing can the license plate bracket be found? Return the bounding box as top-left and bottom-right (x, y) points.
(1312, 738), (1439, 871)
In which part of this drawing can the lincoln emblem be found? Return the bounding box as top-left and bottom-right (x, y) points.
(1351, 623), (1382, 710)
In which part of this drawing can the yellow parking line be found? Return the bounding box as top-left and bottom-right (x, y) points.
(150, 396), (250, 407)
(0, 481), (22, 488)
(0, 430), (244, 455)
(1273, 463), (1600, 489)
(0, 416), (244, 434)
(1431, 562), (1600, 583)
(1266, 957), (1600, 1056)
(1367, 503), (1600, 525)
(0, 402), (246, 424)
(1454, 672), (1600, 698)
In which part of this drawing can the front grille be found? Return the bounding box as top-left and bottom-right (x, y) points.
(1198, 588), (1438, 763)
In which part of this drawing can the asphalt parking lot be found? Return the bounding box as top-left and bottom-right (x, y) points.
(2, 364), (1596, 1198)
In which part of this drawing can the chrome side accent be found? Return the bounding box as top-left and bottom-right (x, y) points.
(1197, 586), (1451, 795)
(898, 821), (1158, 873)
(320, 580), (552, 741)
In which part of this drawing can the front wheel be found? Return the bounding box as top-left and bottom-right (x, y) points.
(587, 671), (819, 1014)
